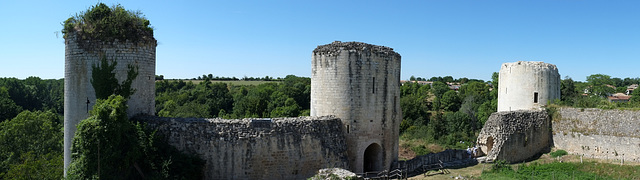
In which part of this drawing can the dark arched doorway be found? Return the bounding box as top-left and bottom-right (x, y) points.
(363, 143), (383, 172)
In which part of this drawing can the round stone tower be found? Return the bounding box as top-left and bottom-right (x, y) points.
(311, 41), (401, 173)
(497, 61), (560, 112)
(63, 23), (156, 173)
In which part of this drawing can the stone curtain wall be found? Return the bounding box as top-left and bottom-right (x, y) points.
(64, 32), (156, 171)
(552, 107), (640, 162)
(140, 116), (349, 179)
(476, 110), (551, 163)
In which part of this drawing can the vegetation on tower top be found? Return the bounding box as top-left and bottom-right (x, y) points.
(62, 3), (155, 45)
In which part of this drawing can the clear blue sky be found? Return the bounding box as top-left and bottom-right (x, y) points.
(1, 1), (638, 82)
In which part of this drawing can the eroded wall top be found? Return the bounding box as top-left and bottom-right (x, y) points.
(313, 41), (401, 58)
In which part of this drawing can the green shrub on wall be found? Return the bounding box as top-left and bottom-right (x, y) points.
(67, 95), (204, 179)
(91, 55), (138, 100)
(62, 3), (155, 45)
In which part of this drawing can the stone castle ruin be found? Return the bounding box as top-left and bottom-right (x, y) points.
(63, 31), (157, 173)
(476, 110), (551, 162)
(497, 61), (560, 112)
(311, 41), (401, 173)
(478, 61), (558, 162)
(64, 36), (401, 178)
(479, 61), (640, 165)
(63, 5), (640, 177)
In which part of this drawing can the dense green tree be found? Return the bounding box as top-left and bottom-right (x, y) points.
(0, 111), (62, 179)
(270, 98), (301, 117)
(458, 77), (469, 84)
(611, 77), (623, 87)
(491, 72), (499, 87)
(440, 90), (460, 112)
(459, 81), (489, 102)
(587, 74), (612, 86)
(431, 81), (450, 98)
(156, 75), (310, 119)
(560, 77), (577, 103)
(623, 78), (640, 87)
(399, 94), (430, 133)
(0, 78), (37, 111)
(489, 72), (499, 99)
(586, 74), (615, 97)
(476, 99), (497, 125)
(459, 96), (480, 130)
(442, 76), (454, 83)
(443, 111), (471, 137)
(0, 87), (22, 122)
(2, 151), (62, 180)
(68, 95), (203, 179)
(630, 88), (640, 104)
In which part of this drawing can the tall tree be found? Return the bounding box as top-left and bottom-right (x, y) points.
(440, 90), (461, 112)
(561, 76), (577, 103)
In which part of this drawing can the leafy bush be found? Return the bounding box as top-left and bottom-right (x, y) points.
(550, 149), (568, 158)
(67, 95), (204, 179)
(62, 3), (155, 46)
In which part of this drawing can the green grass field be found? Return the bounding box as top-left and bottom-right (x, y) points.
(163, 79), (280, 86)
(409, 150), (640, 180)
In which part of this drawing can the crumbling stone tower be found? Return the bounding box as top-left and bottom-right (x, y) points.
(311, 41), (401, 173)
(63, 5), (156, 173)
(497, 61), (560, 112)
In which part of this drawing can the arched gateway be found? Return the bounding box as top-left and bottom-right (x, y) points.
(363, 143), (383, 172)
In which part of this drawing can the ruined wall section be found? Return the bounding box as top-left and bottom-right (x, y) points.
(141, 116), (349, 180)
(398, 149), (474, 176)
(552, 107), (640, 162)
(311, 41), (401, 173)
(64, 32), (156, 171)
(498, 61), (560, 112)
(476, 110), (551, 163)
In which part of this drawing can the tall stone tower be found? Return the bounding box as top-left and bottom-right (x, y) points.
(497, 61), (560, 112)
(311, 41), (401, 173)
(63, 4), (156, 173)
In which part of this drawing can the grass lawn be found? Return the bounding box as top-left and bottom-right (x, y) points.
(406, 150), (640, 180)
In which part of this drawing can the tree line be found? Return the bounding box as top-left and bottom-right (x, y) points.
(189, 74), (283, 81)
(559, 74), (640, 109)
(155, 75), (310, 119)
(0, 77), (64, 179)
(2, 73), (640, 178)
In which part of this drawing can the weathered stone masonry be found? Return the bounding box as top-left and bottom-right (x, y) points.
(140, 116), (349, 180)
(64, 32), (156, 172)
(64, 39), (403, 178)
(476, 110), (551, 163)
(498, 61), (560, 112)
(553, 107), (640, 162)
(311, 41), (401, 173)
